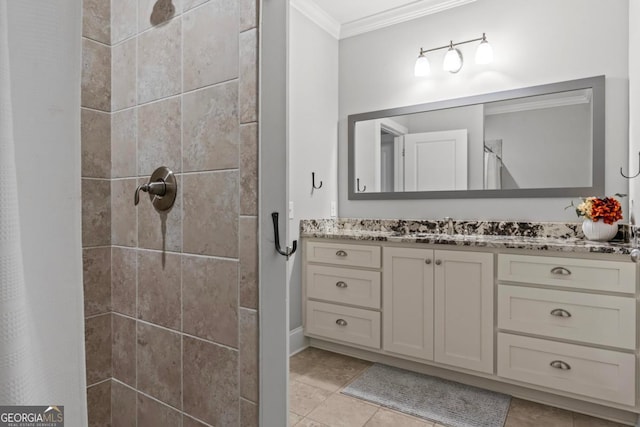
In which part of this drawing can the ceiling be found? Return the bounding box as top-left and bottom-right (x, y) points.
(292, 0), (477, 39)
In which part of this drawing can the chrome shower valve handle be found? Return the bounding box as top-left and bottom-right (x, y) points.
(134, 166), (177, 211)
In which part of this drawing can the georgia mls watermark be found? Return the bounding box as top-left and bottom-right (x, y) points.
(0, 406), (64, 427)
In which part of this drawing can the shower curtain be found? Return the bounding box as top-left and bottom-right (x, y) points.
(0, 0), (39, 403)
(1, 2), (87, 423)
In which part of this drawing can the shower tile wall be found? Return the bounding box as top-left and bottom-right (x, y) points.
(81, 0), (259, 425)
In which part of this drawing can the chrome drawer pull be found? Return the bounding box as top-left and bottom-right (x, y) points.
(549, 360), (571, 370)
(336, 250), (348, 257)
(550, 308), (572, 318)
(550, 266), (572, 276)
(336, 281), (348, 288)
(336, 319), (348, 326)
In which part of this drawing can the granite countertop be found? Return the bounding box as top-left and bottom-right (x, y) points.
(300, 219), (635, 255)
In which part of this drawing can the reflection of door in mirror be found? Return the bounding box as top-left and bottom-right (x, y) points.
(404, 130), (468, 191)
(355, 118), (408, 192)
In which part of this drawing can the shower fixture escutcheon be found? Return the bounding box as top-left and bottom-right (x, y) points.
(134, 166), (177, 211)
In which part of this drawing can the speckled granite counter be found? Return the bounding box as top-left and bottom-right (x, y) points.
(300, 219), (634, 255)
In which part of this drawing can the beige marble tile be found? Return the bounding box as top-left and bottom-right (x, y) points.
(296, 419), (330, 427)
(81, 108), (111, 179)
(290, 412), (304, 426)
(239, 29), (257, 124)
(82, 38), (111, 111)
(137, 18), (182, 103)
(182, 414), (208, 427)
(137, 250), (181, 329)
(290, 348), (347, 378)
(239, 0), (257, 32)
(504, 398), (573, 427)
(111, 246), (137, 317)
(240, 123), (258, 216)
(239, 216), (258, 309)
(111, 381), (136, 427)
(296, 357), (369, 393)
(111, 179), (138, 247)
(182, 255), (238, 346)
(83, 247), (111, 316)
(183, 0), (208, 12)
(137, 97), (181, 176)
(289, 380), (332, 417)
(136, 322), (182, 408)
(307, 394), (378, 427)
(137, 392), (183, 427)
(82, 178), (111, 247)
(137, 175), (183, 252)
(85, 313), (112, 385)
(82, 0), (110, 43)
(183, 336), (239, 426)
(112, 314), (136, 387)
(365, 408), (433, 427)
(240, 398), (258, 427)
(182, 82), (239, 172)
(87, 380), (111, 427)
(112, 38), (137, 111)
(139, 0), (182, 32)
(239, 308), (258, 402)
(183, 0), (238, 91)
(183, 171), (238, 257)
(111, 0), (138, 44)
(573, 413), (628, 427)
(111, 108), (137, 178)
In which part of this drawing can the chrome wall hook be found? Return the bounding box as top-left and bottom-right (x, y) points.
(312, 172), (323, 190)
(621, 152), (640, 179)
(357, 178), (367, 193)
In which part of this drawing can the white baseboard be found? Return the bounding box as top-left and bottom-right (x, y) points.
(289, 327), (309, 356)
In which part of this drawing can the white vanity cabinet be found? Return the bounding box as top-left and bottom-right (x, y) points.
(302, 237), (640, 421)
(383, 247), (494, 373)
(496, 253), (637, 406)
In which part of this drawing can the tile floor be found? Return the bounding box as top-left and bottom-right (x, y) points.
(289, 347), (628, 427)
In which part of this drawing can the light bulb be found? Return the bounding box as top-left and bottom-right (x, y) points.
(443, 47), (463, 73)
(475, 35), (493, 65)
(414, 53), (430, 77)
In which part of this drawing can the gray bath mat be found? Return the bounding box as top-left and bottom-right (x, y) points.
(341, 364), (510, 427)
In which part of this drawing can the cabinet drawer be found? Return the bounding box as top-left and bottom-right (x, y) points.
(307, 265), (381, 309)
(305, 301), (381, 349)
(498, 254), (636, 293)
(497, 333), (635, 406)
(498, 285), (636, 349)
(306, 241), (381, 268)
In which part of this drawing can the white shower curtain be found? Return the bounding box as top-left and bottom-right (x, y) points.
(1, 2), (87, 423)
(0, 0), (39, 403)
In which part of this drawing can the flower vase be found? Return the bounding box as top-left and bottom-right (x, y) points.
(581, 219), (618, 241)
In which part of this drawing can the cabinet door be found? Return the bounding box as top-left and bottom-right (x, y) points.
(383, 247), (434, 360)
(434, 250), (494, 373)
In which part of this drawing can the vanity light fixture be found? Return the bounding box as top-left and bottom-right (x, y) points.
(415, 33), (493, 76)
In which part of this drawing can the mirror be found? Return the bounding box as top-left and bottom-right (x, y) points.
(348, 76), (604, 200)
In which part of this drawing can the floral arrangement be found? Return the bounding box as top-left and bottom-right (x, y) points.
(568, 194), (624, 224)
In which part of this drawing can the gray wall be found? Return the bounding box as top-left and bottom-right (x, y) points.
(339, 0), (629, 221)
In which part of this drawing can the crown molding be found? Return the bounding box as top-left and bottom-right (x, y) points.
(290, 0), (341, 39)
(340, 0), (477, 40)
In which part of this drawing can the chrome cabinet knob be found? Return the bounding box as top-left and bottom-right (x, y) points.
(435, 260), (442, 266)
(631, 249), (640, 263)
(425, 259), (432, 265)
(335, 319), (348, 327)
(549, 360), (571, 370)
(550, 308), (572, 318)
